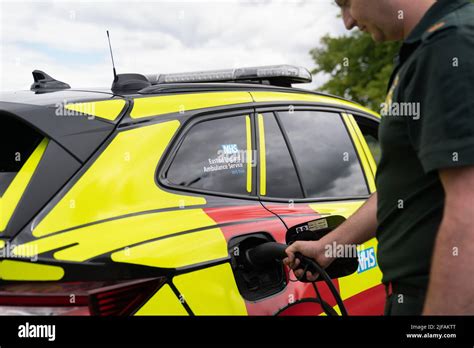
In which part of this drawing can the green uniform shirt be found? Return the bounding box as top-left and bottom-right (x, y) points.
(376, 0), (474, 289)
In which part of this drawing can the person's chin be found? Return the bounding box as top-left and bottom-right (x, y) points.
(371, 31), (386, 42)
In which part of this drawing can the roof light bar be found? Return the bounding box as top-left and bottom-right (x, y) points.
(147, 65), (312, 86)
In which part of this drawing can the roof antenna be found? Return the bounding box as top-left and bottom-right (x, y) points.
(107, 31), (151, 93)
(106, 30), (117, 81)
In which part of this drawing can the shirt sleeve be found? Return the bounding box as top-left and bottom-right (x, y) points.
(407, 28), (474, 173)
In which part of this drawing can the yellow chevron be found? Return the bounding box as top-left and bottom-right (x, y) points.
(64, 99), (126, 121)
(135, 284), (188, 316)
(111, 227), (228, 268)
(0, 260), (64, 281)
(173, 263), (247, 315)
(14, 209), (217, 262)
(0, 138), (48, 233)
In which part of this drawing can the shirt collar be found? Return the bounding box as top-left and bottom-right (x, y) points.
(404, 0), (470, 44)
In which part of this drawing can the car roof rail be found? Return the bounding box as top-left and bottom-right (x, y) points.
(30, 70), (71, 92)
(145, 64), (312, 88)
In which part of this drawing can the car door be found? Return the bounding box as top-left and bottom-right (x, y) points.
(254, 106), (385, 315)
(155, 109), (296, 315)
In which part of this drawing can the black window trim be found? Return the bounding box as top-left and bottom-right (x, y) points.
(272, 111), (307, 198)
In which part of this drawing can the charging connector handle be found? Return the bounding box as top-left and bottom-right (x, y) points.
(244, 241), (348, 316)
(244, 242), (287, 269)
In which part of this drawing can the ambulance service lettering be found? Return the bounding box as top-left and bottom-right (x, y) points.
(204, 144), (245, 175)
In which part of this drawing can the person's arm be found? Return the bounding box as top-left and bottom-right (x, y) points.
(284, 192), (378, 280)
(423, 167), (474, 315)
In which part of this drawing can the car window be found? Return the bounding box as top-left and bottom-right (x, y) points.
(278, 110), (369, 198)
(259, 113), (303, 199)
(364, 135), (381, 165)
(353, 115), (381, 166)
(166, 115), (252, 195)
(0, 115), (43, 195)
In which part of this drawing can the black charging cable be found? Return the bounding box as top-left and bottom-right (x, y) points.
(293, 252), (348, 316)
(244, 242), (348, 316)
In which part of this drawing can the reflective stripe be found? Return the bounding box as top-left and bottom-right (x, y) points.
(32, 121), (206, 237)
(64, 100), (126, 121)
(135, 284), (188, 316)
(257, 114), (266, 196)
(111, 227), (227, 268)
(0, 138), (48, 233)
(346, 113), (377, 176)
(250, 92), (380, 118)
(0, 260), (64, 281)
(131, 92), (253, 119)
(245, 115), (252, 193)
(342, 114), (376, 193)
(173, 263), (247, 315)
(308, 200), (365, 220)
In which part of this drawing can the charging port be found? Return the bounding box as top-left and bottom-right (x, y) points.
(228, 233), (286, 301)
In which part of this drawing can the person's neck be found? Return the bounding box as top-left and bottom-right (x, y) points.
(401, 0), (437, 39)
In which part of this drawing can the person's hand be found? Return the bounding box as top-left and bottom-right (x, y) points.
(283, 240), (334, 282)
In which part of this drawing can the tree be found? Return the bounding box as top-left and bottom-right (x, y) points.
(310, 31), (400, 111)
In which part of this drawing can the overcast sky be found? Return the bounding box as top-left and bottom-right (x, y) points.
(0, 0), (346, 92)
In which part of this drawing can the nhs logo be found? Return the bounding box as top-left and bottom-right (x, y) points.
(221, 144), (239, 154)
(357, 247), (377, 273)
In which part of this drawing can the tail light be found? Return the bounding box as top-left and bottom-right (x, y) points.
(0, 277), (165, 316)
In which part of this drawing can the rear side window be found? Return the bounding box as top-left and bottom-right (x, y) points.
(354, 115), (381, 165)
(278, 110), (368, 198)
(259, 113), (303, 199)
(0, 115), (43, 195)
(166, 115), (252, 195)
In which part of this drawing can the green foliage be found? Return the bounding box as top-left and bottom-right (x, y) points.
(310, 31), (400, 111)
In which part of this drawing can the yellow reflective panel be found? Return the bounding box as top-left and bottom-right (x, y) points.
(257, 114), (266, 196)
(15, 209), (216, 262)
(308, 200), (365, 219)
(308, 201), (382, 300)
(131, 92), (253, 119)
(64, 100), (126, 121)
(173, 263), (247, 315)
(338, 238), (383, 300)
(32, 121), (206, 237)
(250, 92), (380, 118)
(0, 138), (48, 233)
(342, 114), (376, 193)
(0, 240), (4, 249)
(346, 113), (377, 176)
(135, 284), (188, 316)
(111, 227), (227, 268)
(245, 115), (252, 193)
(0, 260), (64, 281)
